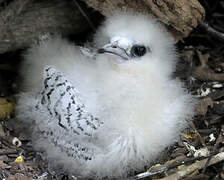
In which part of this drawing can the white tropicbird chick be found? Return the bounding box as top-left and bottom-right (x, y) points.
(16, 12), (195, 179)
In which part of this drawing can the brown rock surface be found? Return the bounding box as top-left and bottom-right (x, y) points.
(0, 0), (89, 53)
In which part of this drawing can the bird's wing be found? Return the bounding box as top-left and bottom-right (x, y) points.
(36, 66), (102, 137)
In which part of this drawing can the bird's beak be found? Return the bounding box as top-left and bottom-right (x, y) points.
(97, 43), (130, 61)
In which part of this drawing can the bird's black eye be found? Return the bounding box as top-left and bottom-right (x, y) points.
(130, 45), (147, 57)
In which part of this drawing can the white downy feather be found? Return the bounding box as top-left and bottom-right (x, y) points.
(16, 11), (195, 179)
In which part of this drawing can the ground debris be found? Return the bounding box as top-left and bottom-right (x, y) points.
(0, 0), (224, 179)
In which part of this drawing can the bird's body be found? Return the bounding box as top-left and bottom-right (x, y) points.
(16, 12), (195, 178)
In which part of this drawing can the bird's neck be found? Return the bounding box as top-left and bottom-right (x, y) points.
(95, 59), (165, 126)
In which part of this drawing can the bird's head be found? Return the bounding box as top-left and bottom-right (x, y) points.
(94, 11), (177, 77)
(97, 35), (149, 62)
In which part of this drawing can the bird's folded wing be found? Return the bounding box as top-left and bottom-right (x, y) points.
(37, 66), (102, 137)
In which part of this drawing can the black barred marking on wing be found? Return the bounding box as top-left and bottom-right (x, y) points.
(44, 77), (51, 89)
(66, 102), (72, 124)
(70, 95), (76, 104)
(45, 67), (52, 72)
(40, 95), (46, 105)
(55, 141), (93, 161)
(66, 85), (71, 92)
(44, 67), (55, 88)
(86, 117), (99, 130)
(46, 88), (54, 115)
(42, 130), (93, 161)
(56, 82), (66, 87)
(39, 67), (103, 137)
(54, 91), (68, 130)
(55, 74), (63, 81)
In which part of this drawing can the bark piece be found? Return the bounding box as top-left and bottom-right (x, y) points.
(83, 0), (205, 40)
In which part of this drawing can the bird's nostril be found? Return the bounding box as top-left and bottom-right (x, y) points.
(97, 48), (105, 54)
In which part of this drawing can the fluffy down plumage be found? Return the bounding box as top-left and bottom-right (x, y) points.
(16, 11), (195, 179)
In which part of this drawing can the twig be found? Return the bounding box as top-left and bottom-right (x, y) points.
(132, 166), (167, 179)
(72, 0), (96, 31)
(130, 154), (215, 179)
(198, 22), (224, 42)
(159, 152), (224, 180)
(0, 148), (18, 155)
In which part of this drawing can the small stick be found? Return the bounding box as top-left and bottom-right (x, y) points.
(159, 152), (224, 180)
(0, 148), (18, 155)
(198, 22), (224, 42)
(72, 0), (96, 31)
(130, 154), (215, 179)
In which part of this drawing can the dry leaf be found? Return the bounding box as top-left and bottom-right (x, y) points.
(6, 173), (30, 180)
(196, 97), (213, 116)
(0, 97), (14, 120)
(193, 51), (224, 82)
(0, 160), (11, 169)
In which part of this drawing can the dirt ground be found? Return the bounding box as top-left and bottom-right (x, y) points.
(0, 0), (224, 179)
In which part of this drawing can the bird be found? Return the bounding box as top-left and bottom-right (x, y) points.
(16, 11), (195, 179)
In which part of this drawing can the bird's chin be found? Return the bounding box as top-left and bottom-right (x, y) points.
(105, 54), (128, 64)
